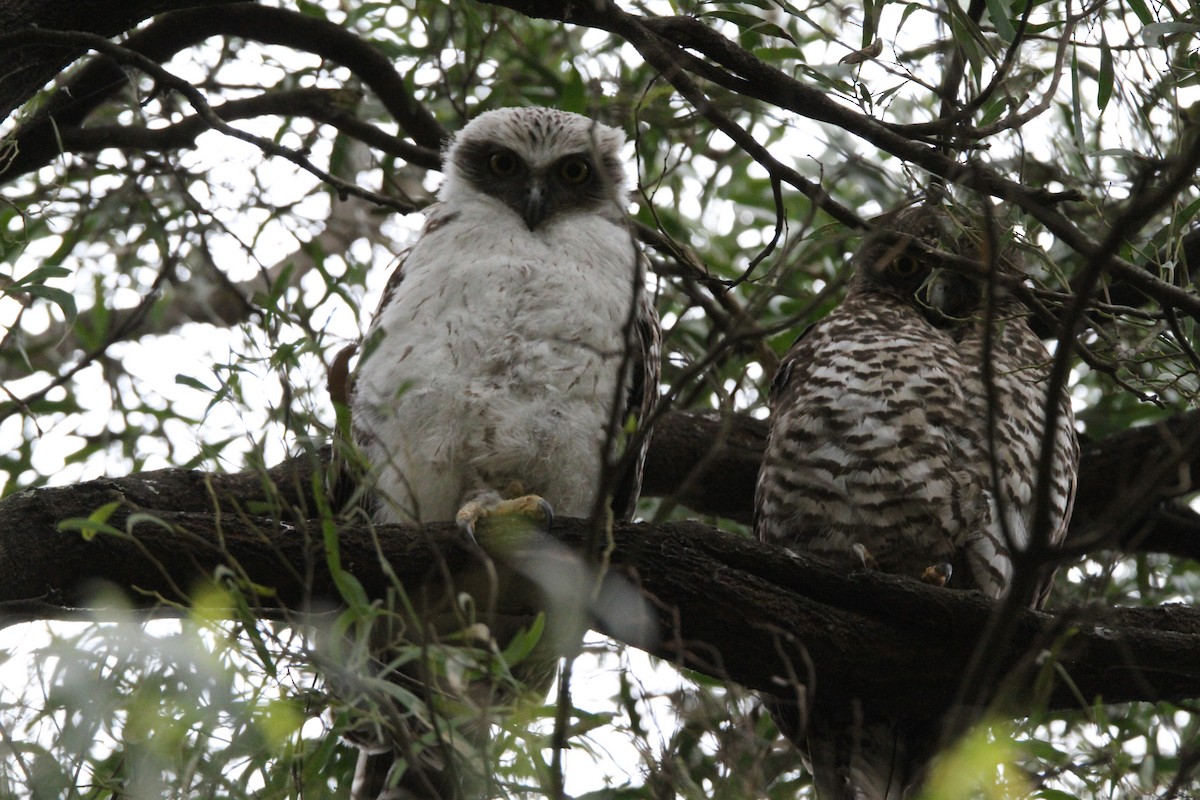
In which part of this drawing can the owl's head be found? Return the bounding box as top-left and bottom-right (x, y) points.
(439, 107), (629, 231)
(853, 205), (946, 298)
(853, 205), (997, 325)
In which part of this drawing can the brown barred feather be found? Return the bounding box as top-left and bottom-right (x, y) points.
(754, 205), (1078, 800)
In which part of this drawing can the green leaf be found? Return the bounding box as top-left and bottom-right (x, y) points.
(700, 10), (796, 44)
(986, 0), (1016, 43)
(558, 68), (586, 115)
(20, 283), (77, 323)
(331, 569), (370, 611)
(946, 7), (984, 85)
(1125, 0), (1153, 24)
(797, 65), (856, 97)
(566, 708), (616, 737)
(1177, 195), (1200, 226)
(1023, 19), (1063, 34)
(715, 0), (773, 8)
(7, 266), (77, 323)
(1097, 28), (1114, 112)
(897, 2), (922, 34)
(9, 264), (69, 288)
(980, 97), (1009, 125)
(366, 672), (423, 710)
(500, 613), (545, 667)
(175, 374), (215, 393)
(56, 501), (123, 541)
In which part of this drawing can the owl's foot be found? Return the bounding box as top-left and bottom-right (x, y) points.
(921, 562), (953, 587)
(851, 543), (879, 570)
(456, 491), (554, 543)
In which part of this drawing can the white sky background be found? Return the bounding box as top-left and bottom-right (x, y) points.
(0, 0), (1194, 795)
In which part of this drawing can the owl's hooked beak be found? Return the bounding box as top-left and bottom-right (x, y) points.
(522, 180), (548, 230)
(924, 269), (954, 315)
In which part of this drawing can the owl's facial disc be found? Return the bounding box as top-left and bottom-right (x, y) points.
(455, 134), (614, 231)
(862, 237), (931, 294)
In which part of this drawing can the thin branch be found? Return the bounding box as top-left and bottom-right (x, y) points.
(481, 0), (1200, 320)
(2, 29), (416, 213)
(0, 252), (178, 425)
(0, 138), (392, 385)
(4, 88), (438, 182)
(2, 5), (444, 183)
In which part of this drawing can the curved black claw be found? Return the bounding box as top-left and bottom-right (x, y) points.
(455, 522), (480, 549)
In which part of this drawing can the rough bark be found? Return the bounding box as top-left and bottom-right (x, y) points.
(0, 0), (249, 123)
(2, 476), (1198, 719)
(3, 409), (1200, 720)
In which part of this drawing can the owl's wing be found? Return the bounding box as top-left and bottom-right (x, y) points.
(610, 257), (661, 522)
(1033, 409), (1079, 609)
(330, 200), (461, 414)
(327, 239), (415, 412)
(326, 227), (419, 515)
(1031, 333), (1081, 609)
(766, 322), (818, 411)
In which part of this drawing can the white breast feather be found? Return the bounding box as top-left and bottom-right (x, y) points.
(354, 195), (639, 525)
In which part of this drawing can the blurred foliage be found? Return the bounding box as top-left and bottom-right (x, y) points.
(2, 0), (1200, 797)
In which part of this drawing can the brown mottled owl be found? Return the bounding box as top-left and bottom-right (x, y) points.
(753, 205), (1078, 800)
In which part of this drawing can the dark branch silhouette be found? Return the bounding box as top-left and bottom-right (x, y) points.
(2, 408), (1199, 718)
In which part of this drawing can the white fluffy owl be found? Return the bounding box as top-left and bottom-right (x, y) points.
(353, 106), (659, 531)
(344, 107), (660, 799)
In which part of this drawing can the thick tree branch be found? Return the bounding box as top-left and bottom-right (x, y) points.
(6, 407), (1188, 557)
(0, 0), (248, 122)
(642, 408), (1200, 560)
(1, 87), (437, 184)
(1, 476), (1198, 720)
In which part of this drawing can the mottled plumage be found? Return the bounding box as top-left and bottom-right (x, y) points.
(343, 107), (660, 800)
(754, 206), (1077, 799)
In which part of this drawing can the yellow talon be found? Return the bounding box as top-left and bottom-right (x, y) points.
(456, 492), (554, 542)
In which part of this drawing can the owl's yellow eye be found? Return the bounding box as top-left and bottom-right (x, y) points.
(489, 151), (520, 177)
(559, 157), (591, 184)
(890, 254), (922, 277)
